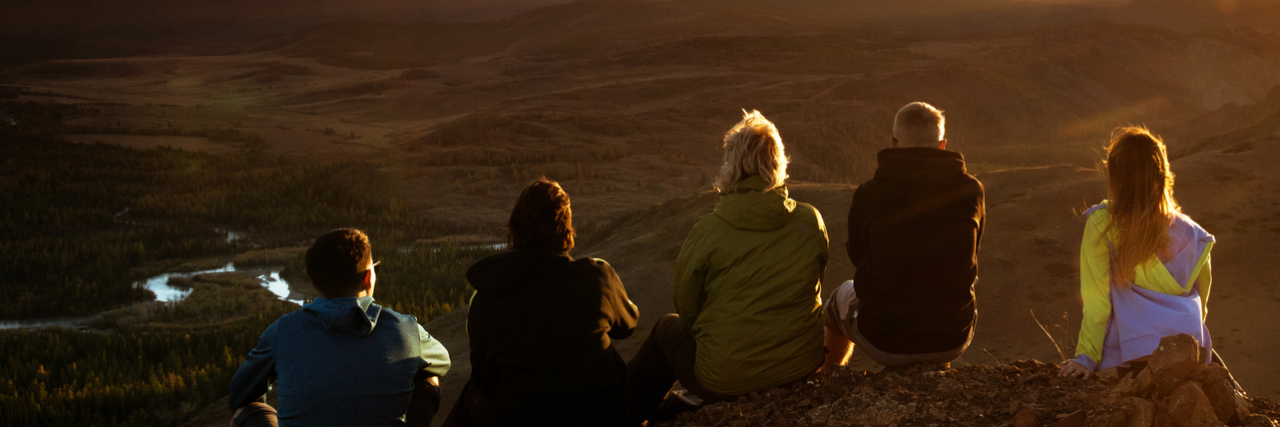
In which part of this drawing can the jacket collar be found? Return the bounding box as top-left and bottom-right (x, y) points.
(302, 296), (381, 336)
(874, 147), (967, 183)
(713, 175), (796, 231)
(467, 248), (571, 294)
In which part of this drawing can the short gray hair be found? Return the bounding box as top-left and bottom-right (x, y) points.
(893, 102), (946, 147)
(715, 110), (788, 191)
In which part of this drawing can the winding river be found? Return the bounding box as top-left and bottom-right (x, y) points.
(0, 261), (303, 330)
(1, 230), (507, 330)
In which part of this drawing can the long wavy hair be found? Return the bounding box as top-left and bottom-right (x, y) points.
(1103, 126), (1180, 285)
(714, 110), (789, 192)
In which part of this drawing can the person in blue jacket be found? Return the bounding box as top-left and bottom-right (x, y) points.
(228, 228), (452, 427)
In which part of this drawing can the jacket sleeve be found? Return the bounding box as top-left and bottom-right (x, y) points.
(229, 320), (280, 411)
(417, 324), (452, 377)
(598, 260), (639, 340)
(845, 186), (868, 269)
(1073, 211), (1112, 371)
(674, 222), (710, 333)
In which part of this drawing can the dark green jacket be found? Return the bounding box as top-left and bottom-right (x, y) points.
(674, 176), (828, 395)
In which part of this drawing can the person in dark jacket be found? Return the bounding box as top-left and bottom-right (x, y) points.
(821, 102), (985, 371)
(228, 228), (452, 427)
(442, 178), (640, 427)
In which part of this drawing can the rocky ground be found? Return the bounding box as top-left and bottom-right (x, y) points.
(658, 335), (1280, 427)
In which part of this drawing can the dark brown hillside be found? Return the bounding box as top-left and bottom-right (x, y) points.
(1114, 0), (1280, 32)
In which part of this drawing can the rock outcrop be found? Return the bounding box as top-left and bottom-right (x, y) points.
(1076, 334), (1256, 427)
(658, 334), (1280, 427)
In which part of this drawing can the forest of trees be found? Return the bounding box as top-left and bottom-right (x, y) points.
(0, 101), (459, 319)
(0, 100), (496, 426)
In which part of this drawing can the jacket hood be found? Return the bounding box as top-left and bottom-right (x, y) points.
(713, 175), (797, 231)
(875, 147), (967, 183)
(467, 249), (571, 294)
(302, 296), (382, 336)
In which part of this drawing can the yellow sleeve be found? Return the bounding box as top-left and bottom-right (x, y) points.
(1195, 253), (1212, 321)
(1074, 211), (1112, 368)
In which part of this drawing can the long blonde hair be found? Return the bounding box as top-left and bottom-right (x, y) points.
(1103, 126), (1180, 285)
(714, 110), (789, 192)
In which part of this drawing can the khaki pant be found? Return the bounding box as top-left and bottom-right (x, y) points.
(824, 280), (972, 367)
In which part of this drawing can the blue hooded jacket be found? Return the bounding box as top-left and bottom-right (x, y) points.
(229, 297), (451, 426)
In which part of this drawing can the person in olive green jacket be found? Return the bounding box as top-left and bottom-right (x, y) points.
(624, 110), (829, 426)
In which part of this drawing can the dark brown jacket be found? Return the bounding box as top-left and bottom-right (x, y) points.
(847, 147), (985, 354)
(462, 248), (638, 425)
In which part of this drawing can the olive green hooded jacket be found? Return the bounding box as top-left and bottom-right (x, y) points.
(674, 176), (829, 395)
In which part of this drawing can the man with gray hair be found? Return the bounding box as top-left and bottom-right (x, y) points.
(821, 102), (985, 371)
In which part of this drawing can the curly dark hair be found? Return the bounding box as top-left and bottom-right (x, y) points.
(508, 178), (575, 253)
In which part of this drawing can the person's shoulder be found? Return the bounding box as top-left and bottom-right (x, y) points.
(1082, 202), (1112, 229)
(788, 201), (829, 239)
(376, 305), (420, 328)
(689, 208), (729, 238)
(1173, 212), (1215, 242)
(566, 256), (619, 279)
(958, 172), (985, 194)
(1083, 202), (1108, 218)
(258, 315), (286, 336)
(792, 200), (822, 218)
(852, 178), (882, 196)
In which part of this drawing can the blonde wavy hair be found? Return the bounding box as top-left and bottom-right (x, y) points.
(714, 110), (789, 192)
(1103, 126), (1180, 285)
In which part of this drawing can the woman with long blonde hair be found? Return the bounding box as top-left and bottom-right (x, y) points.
(1059, 127), (1215, 378)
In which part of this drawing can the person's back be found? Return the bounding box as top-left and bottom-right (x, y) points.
(1072, 203), (1213, 372)
(625, 111), (827, 426)
(445, 179), (639, 427)
(466, 251), (637, 424)
(846, 146), (984, 353)
(267, 298), (434, 424)
(229, 229), (451, 427)
(1060, 127), (1215, 379)
(678, 175), (827, 393)
(822, 102), (983, 373)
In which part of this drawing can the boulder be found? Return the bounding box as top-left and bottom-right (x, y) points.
(1056, 409), (1087, 427)
(1153, 361), (1204, 398)
(1013, 407), (1039, 427)
(1136, 367), (1156, 397)
(1200, 376), (1249, 425)
(1114, 373), (1140, 397)
(1245, 414), (1280, 427)
(1087, 407), (1130, 427)
(1126, 397), (1156, 427)
(1192, 364), (1231, 384)
(1155, 400), (1176, 427)
(1167, 381), (1224, 427)
(1149, 334), (1202, 375)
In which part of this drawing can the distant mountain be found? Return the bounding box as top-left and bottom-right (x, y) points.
(1114, 0), (1280, 31)
(0, 0), (572, 69)
(0, 0), (571, 33)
